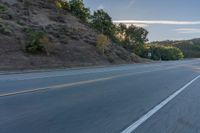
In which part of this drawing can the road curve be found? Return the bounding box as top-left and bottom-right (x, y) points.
(0, 59), (200, 133)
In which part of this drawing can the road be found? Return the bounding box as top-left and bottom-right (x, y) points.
(0, 59), (200, 133)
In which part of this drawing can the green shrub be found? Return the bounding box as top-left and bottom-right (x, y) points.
(25, 29), (44, 53)
(139, 45), (184, 60)
(55, 0), (90, 22)
(0, 23), (12, 35)
(25, 29), (55, 55)
(0, 4), (6, 12)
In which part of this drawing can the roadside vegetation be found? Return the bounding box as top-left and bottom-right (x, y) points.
(0, 0), (184, 66)
(25, 29), (55, 55)
(136, 45), (184, 60)
(151, 39), (200, 58)
(53, 0), (183, 61)
(96, 34), (110, 55)
(0, 3), (6, 12)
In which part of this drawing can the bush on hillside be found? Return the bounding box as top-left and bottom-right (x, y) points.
(0, 23), (12, 35)
(0, 4), (6, 12)
(40, 35), (56, 56)
(55, 0), (70, 10)
(96, 34), (110, 55)
(25, 29), (44, 53)
(25, 29), (56, 55)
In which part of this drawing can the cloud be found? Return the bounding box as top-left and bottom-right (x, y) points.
(125, 23), (148, 27)
(175, 28), (200, 34)
(97, 4), (104, 10)
(113, 20), (200, 25)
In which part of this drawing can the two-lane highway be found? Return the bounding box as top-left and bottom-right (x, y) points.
(0, 59), (200, 133)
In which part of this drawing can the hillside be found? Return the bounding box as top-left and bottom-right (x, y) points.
(151, 39), (200, 58)
(0, 0), (145, 71)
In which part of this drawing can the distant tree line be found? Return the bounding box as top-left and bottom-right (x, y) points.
(152, 39), (200, 58)
(136, 45), (184, 60)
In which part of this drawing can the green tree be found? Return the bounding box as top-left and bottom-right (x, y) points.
(91, 9), (115, 37)
(115, 23), (127, 43)
(143, 45), (184, 60)
(125, 25), (148, 46)
(117, 23), (127, 35)
(69, 0), (90, 22)
(115, 24), (149, 52)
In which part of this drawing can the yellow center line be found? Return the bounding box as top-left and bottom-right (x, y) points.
(0, 77), (113, 97)
(0, 65), (184, 98)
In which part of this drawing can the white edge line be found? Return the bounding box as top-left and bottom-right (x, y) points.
(121, 75), (200, 133)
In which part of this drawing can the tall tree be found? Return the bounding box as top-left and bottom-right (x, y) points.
(91, 9), (115, 37)
(115, 24), (149, 51)
(69, 0), (90, 22)
(125, 25), (149, 46)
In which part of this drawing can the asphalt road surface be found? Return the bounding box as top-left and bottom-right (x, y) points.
(0, 59), (200, 133)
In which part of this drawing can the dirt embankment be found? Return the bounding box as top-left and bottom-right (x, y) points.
(0, 0), (146, 71)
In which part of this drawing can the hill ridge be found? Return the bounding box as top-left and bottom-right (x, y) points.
(0, 0), (144, 70)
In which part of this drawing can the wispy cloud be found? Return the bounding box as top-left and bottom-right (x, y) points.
(113, 20), (200, 25)
(125, 23), (148, 27)
(175, 28), (200, 34)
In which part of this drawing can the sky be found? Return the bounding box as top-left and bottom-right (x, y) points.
(84, 0), (200, 42)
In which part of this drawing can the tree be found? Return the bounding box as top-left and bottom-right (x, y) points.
(125, 25), (148, 46)
(91, 9), (115, 37)
(69, 0), (90, 22)
(115, 23), (127, 42)
(141, 45), (184, 60)
(115, 24), (149, 52)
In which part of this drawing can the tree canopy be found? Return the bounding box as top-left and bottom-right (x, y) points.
(91, 9), (115, 37)
(69, 0), (90, 22)
(116, 24), (149, 51)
